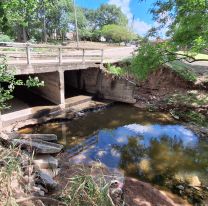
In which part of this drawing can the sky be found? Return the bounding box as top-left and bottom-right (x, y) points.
(76, 0), (155, 36)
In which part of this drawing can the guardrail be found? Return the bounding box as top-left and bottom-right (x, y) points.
(0, 42), (104, 65)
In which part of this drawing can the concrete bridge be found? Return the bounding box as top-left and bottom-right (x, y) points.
(0, 43), (135, 128)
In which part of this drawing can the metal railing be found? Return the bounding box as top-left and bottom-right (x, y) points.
(0, 42), (104, 65)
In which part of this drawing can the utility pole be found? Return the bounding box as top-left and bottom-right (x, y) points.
(73, 0), (79, 48)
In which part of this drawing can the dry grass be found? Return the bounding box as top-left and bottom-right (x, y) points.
(55, 164), (116, 206)
(0, 144), (22, 206)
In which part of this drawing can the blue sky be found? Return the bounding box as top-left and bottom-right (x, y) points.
(76, 0), (155, 36)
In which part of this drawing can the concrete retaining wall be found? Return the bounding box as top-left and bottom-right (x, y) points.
(79, 68), (136, 104)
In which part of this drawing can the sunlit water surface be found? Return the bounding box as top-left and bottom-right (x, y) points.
(21, 104), (208, 189)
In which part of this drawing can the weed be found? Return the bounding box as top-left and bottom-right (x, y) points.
(106, 63), (126, 76)
(57, 165), (114, 206)
(0, 144), (22, 206)
(167, 60), (197, 82)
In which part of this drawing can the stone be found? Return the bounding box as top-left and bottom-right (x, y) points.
(33, 155), (58, 169)
(177, 185), (185, 190)
(39, 168), (60, 178)
(9, 133), (58, 142)
(188, 175), (201, 188)
(12, 139), (63, 154)
(38, 171), (58, 191)
(31, 186), (45, 196)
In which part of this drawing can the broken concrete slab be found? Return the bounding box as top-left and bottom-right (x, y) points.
(8, 133), (58, 142)
(12, 139), (63, 154)
(33, 155), (58, 169)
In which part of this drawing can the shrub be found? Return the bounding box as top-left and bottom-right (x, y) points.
(0, 34), (13, 42)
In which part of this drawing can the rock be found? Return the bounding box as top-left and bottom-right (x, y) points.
(177, 185), (185, 190)
(109, 180), (124, 206)
(33, 155), (58, 169)
(38, 171), (58, 191)
(12, 139), (63, 154)
(39, 168), (60, 178)
(9, 133), (58, 142)
(31, 186), (45, 196)
(188, 175), (201, 188)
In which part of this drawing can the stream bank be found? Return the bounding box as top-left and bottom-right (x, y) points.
(1, 64), (208, 206)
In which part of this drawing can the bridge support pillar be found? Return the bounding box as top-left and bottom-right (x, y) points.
(32, 71), (65, 106)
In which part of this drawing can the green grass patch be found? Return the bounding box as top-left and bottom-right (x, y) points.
(106, 63), (126, 76)
(167, 91), (208, 107)
(178, 51), (208, 60)
(57, 165), (114, 206)
(167, 60), (197, 82)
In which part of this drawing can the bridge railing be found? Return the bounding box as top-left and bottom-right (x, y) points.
(0, 42), (104, 65)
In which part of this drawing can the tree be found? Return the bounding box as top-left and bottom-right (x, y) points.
(101, 24), (136, 43)
(2, 0), (39, 42)
(131, 0), (208, 80)
(96, 4), (128, 29)
(0, 59), (44, 111)
(139, 0), (208, 54)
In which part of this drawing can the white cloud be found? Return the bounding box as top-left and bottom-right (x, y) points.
(108, 0), (133, 20)
(132, 19), (152, 36)
(108, 0), (151, 36)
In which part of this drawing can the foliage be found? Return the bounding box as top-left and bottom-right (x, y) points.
(0, 34), (13, 42)
(0, 59), (44, 111)
(101, 24), (136, 43)
(167, 91), (208, 107)
(95, 4), (128, 28)
(106, 63), (126, 76)
(0, 145), (22, 205)
(167, 61), (197, 82)
(0, 1), (129, 43)
(58, 166), (113, 206)
(133, 0), (208, 80)
(130, 42), (169, 80)
(144, 0), (208, 52)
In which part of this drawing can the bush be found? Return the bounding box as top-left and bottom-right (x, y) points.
(130, 43), (164, 80)
(106, 63), (125, 76)
(0, 34), (13, 42)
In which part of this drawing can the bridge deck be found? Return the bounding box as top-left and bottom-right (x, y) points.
(0, 42), (104, 74)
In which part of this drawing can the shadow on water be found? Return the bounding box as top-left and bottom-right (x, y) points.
(20, 104), (208, 204)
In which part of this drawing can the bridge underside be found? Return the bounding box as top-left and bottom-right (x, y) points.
(1, 67), (100, 127)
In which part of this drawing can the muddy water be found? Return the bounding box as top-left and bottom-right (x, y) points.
(21, 104), (208, 203)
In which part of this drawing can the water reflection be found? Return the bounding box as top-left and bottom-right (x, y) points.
(67, 123), (208, 187)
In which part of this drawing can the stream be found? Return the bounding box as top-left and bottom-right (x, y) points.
(20, 104), (208, 204)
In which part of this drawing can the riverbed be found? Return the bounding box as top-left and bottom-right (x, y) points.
(20, 104), (208, 204)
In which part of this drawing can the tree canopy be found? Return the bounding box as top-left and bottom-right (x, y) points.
(0, 2), (130, 43)
(101, 24), (136, 43)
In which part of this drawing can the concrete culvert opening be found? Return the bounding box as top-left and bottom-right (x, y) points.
(2, 74), (55, 115)
(64, 70), (90, 98)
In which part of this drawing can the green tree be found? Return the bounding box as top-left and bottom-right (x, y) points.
(101, 24), (136, 43)
(96, 4), (128, 29)
(131, 0), (208, 80)
(2, 0), (39, 42)
(0, 59), (44, 111)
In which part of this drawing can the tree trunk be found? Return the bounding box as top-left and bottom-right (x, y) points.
(42, 14), (47, 43)
(22, 27), (27, 42)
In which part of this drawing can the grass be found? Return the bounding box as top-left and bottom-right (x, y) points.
(106, 63), (126, 76)
(57, 165), (114, 206)
(166, 91), (208, 126)
(178, 51), (208, 60)
(167, 91), (208, 107)
(167, 60), (197, 82)
(0, 144), (22, 206)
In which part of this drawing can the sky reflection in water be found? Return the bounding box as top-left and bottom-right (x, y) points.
(68, 124), (198, 168)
